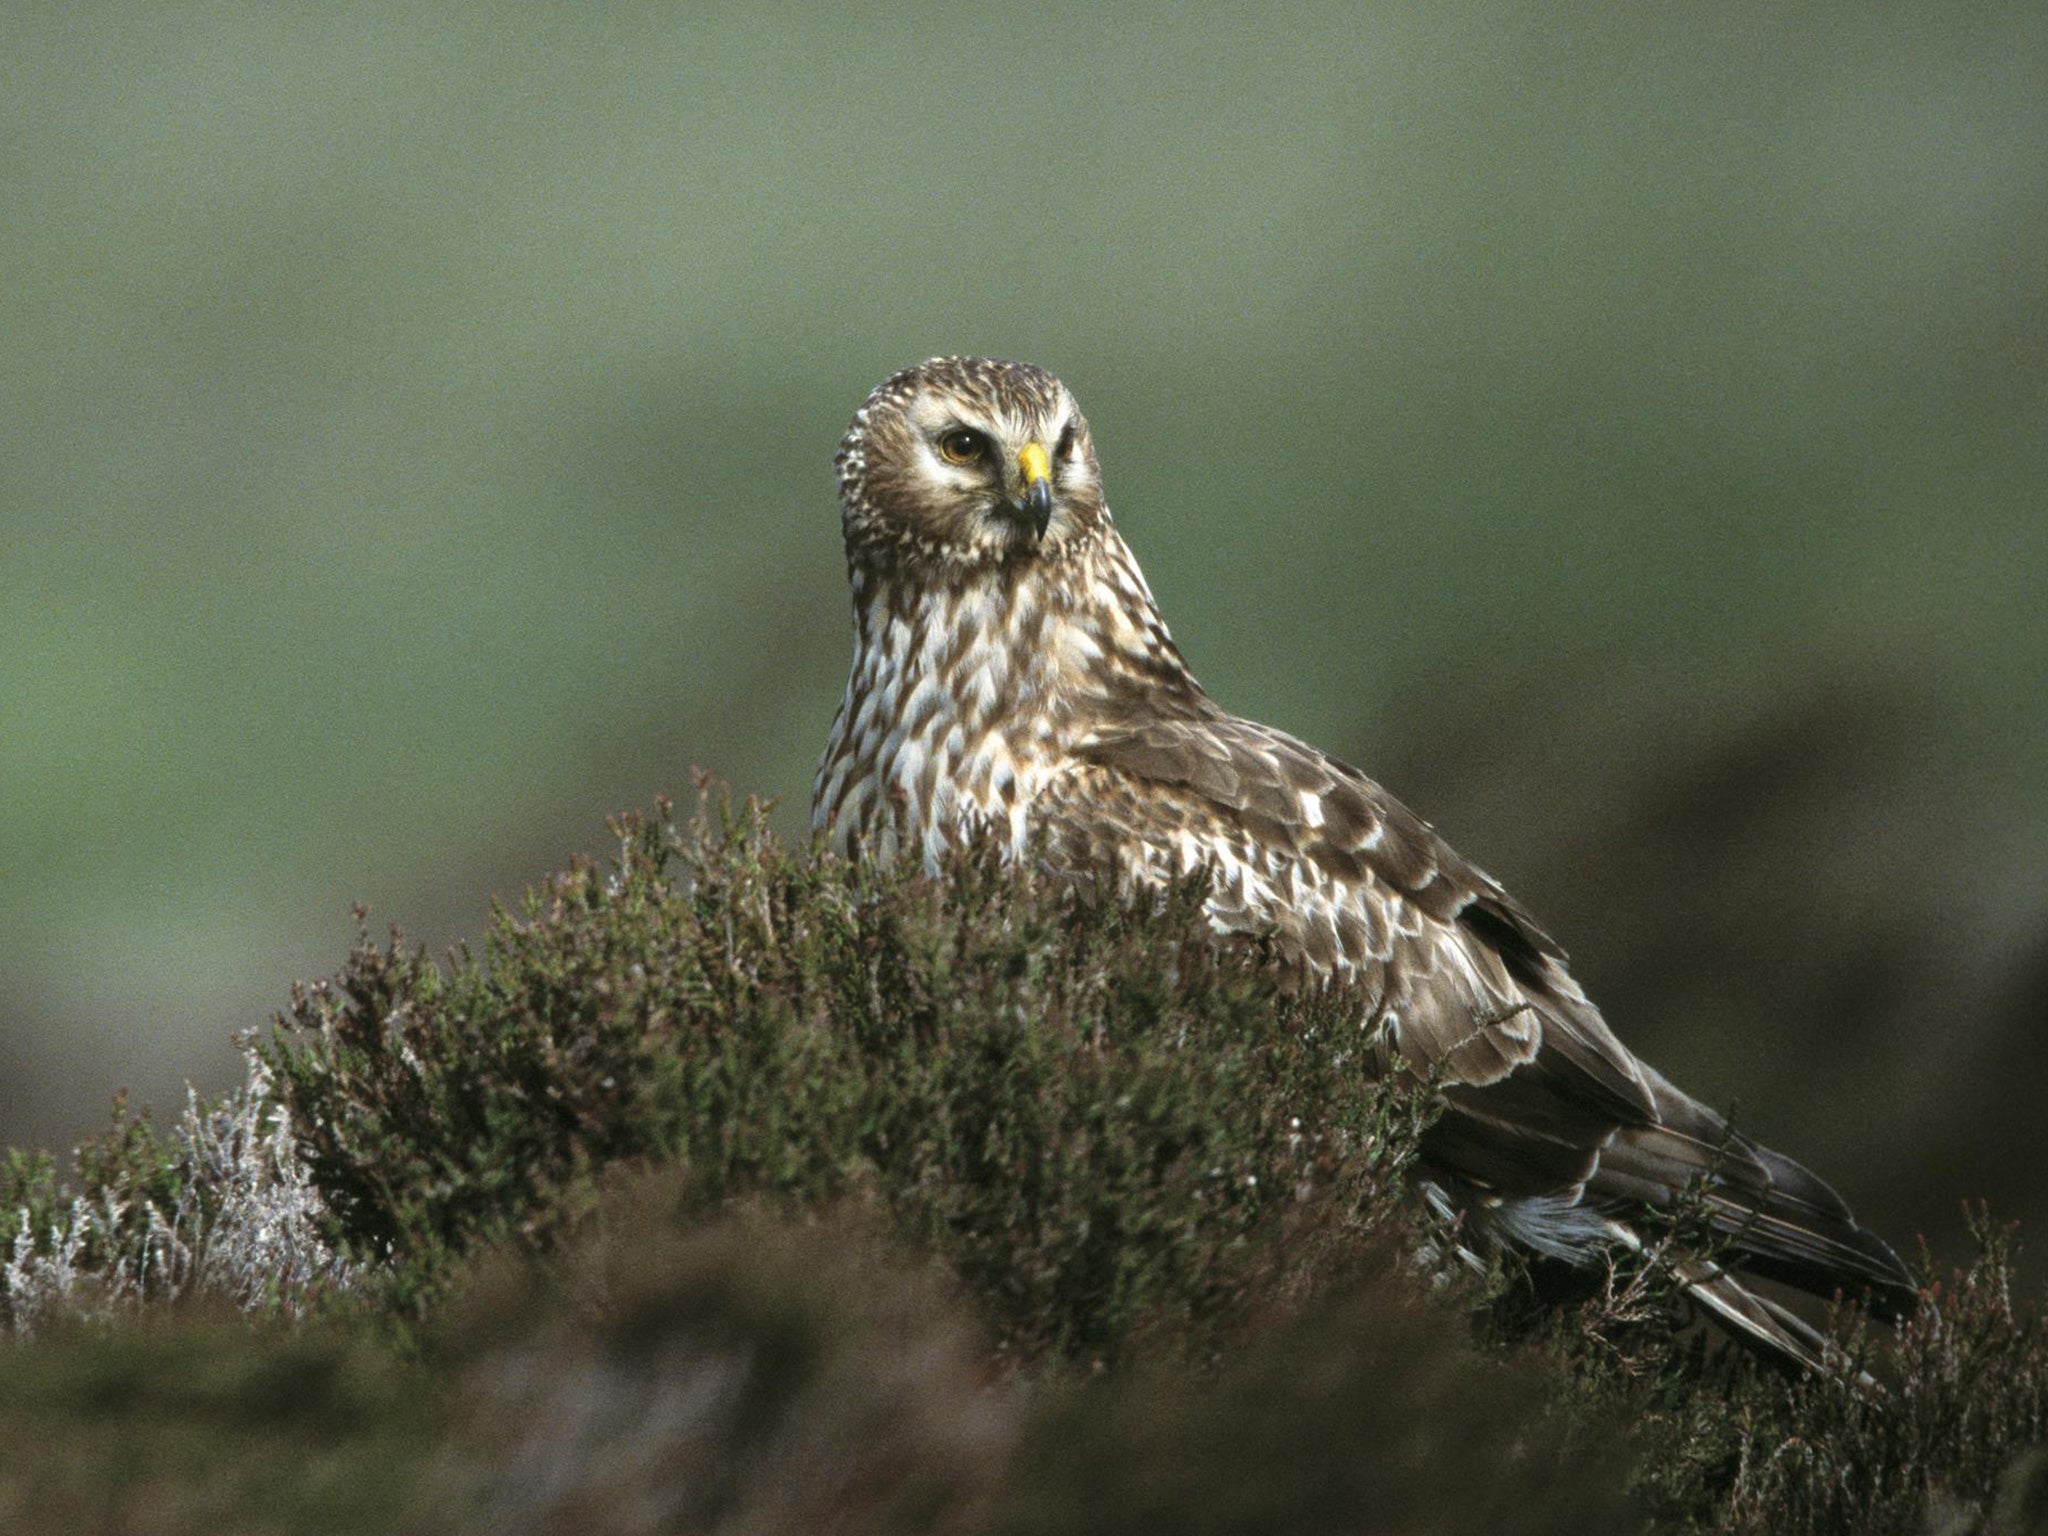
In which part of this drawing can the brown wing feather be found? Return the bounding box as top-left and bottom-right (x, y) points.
(1064, 715), (1655, 1107)
(1046, 713), (1916, 1310)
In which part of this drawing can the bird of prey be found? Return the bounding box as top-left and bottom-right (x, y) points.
(812, 356), (1916, 1366)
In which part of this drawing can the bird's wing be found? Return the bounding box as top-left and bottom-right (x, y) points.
(1043, 714), (1915, 1307)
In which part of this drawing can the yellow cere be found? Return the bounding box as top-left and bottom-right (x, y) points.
(1017, 441), (1051, 487)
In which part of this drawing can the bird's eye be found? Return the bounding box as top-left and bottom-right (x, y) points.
(937, 428), (989, 465)
(1055, 422), (1078, 459)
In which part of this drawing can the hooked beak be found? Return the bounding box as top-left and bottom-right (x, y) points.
(1017, 441), (1053, 540)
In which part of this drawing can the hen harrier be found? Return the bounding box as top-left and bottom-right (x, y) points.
(813, 356), (1915, 1365)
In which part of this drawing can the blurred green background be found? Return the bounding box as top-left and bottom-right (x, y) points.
(5, 3), (2044, 1257)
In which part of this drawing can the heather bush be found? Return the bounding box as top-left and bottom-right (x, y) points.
(0, 791), (2041, 1534)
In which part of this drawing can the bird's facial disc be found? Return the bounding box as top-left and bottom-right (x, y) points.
(838, 359), (1106, 567)
(904, 394), (1083, 551)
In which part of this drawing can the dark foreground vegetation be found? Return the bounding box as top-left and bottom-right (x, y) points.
(3, 792), (2043, 1533)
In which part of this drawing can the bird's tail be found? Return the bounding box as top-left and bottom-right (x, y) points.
(1442, 1188), (1880, 1374)
(1674, 1256), (1840, 1373)
(1590, 1071), (1919, 1324)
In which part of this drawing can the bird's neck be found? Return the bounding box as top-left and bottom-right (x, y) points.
(812, 526), (1208, 861)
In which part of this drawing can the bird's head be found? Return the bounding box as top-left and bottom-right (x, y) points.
(836, 357), (1107, 570)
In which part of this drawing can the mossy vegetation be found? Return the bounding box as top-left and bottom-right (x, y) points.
(2, 791), (2043, 1533)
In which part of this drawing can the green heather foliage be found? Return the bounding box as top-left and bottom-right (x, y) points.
(1620, 1211), (2048, 1535)
(1, 791), (2044, 1534)
(263, 793), (1427, 1359)
(1, 1096), (183, 1310)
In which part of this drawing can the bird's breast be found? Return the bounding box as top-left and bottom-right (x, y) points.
(812, 582), (1071, 867)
